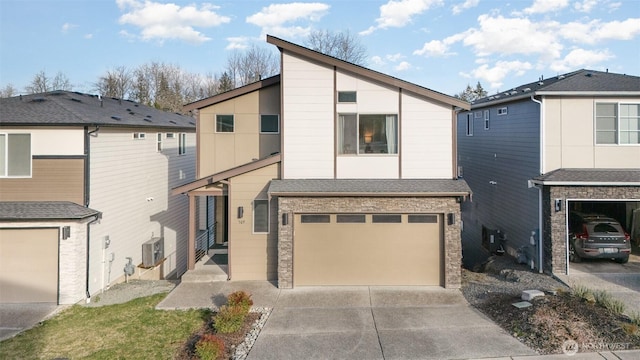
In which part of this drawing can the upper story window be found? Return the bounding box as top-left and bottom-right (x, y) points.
(484, 110), (490, 130)
(178, 133), (186, 155)
(156, 133), (162, 152)
(466, 113), (473, 136)
(596, 103), (640, 145)
(338, 91), (357, 103)
(497, 107), (508, 115)
(337, 114), (398, 155)
(166, 133), (175, 139)
(216, 115), (234, 133)
(133, 132), (146, 139)
(0, 133), (31, 177)
(260, 115), (279, 133)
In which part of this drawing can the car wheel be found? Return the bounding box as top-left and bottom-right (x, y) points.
(569, 242), (581, 263)
(615, 256), (629, 264)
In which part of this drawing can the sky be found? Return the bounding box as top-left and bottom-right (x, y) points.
(1, 0), (639, 97)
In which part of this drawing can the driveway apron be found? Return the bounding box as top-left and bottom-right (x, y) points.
(0, 303), (59, 341)
(247, 286), (535, 360)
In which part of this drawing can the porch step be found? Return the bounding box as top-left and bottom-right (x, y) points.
(181, 266), (228, 283)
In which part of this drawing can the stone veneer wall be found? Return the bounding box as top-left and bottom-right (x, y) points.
(276, 196), (462, 289)
(543, 185), (640, 275)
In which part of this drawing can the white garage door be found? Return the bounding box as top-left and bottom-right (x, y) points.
(293, 213), (443, 286)
(0, 228), (59, 303)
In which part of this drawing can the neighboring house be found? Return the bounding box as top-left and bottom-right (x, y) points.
(174, 35), (471, 289)
(0, 91), (195, 304)
(456, 69), (640, 275)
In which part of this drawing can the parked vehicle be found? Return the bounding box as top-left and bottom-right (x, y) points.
(568, 212), (631, 263)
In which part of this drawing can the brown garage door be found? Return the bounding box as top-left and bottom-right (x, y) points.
(293, 213), (442, 286)
(0, 228), (59, 303)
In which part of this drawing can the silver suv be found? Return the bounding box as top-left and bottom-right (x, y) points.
(568, 212), (631, 264)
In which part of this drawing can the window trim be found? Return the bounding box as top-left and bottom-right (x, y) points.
(497, 107), (508, 116)
(466, 113), (474, 136)
(337, 113), (399, 156)
(0, 132), (32, 178)
(133, 132), (146, 139)
(483, 110), (490, 130)
(252, 199), (269, 234)
(337, 91), (357, 103)
(178, 133), (186, 155)
(156, 133), (162, 152)
(215, 114), (235, 133)
(595, 102), (640, 146)
(166, 133), (175, 139)
(260, 114), (280, 134)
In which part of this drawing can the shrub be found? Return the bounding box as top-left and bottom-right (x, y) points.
(227, 291), (253, 314)
(195, 334), (224, 360)
(593, 290), (626, 314)
(571, 284), (592, 300)
(630, 311), (640, 326)
(214, 305), (246, 334)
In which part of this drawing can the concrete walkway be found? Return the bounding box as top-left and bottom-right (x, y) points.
(0, 303), (59, 341)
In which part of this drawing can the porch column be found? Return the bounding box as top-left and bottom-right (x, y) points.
(188, 193), (196, 270)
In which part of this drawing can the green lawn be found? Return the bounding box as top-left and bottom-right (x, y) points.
(0, 293), (208, 359)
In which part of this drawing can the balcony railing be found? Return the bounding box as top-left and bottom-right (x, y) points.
(195, 222), (216, 263)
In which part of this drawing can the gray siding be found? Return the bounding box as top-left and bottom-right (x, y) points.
(457, 99), (541, 268)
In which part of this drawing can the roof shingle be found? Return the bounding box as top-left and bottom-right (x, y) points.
(268, 179), (471, 196)
(0, 201), (101, 221)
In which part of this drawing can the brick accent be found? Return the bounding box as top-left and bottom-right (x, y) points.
(276, 196), (462, 289)
(543, 185), (640, 275)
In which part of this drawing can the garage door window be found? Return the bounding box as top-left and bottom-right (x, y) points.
(372, 214), (402, 223)
(336, 214), (366, 223)
(0, 133), (31, 177)
(301, 214), (330, 223)
(408, 215), (438, 223)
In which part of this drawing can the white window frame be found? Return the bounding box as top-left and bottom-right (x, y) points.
(133, 132), (146, 139)
(497, 107), (508, 116)
(466, 113), (474, 136)
(215, 114), (234, 133)
(337, 113), (399, 155)
(0, 133), (32, 178)
(483, 110), (490, 130)
(156, 133), (162, 152)
(260, 114), (280, 134)
(166, 133), (175, 139)
(252, 199), (269, 234)
(595, 102), (640, 145)
(178, 133), (186, 155)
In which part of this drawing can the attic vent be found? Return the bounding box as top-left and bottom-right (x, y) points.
(30, 97), (46, 103)
(111, 116), (122, 121)
(70, 98), (82, 103)
(169, 120), (177, 124)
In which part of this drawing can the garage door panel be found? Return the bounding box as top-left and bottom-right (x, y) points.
(0, 229), (59, 303)
(294, 214), (442, 286)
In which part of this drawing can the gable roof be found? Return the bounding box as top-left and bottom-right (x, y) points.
(184, 75), (280, 112)
(266, 35), (470, 110)
(471, 69), (640, 108)
(172, 153), (281, 195)
(268, 179), (471, 197)
(0, 201), (101, 221)
(0, 91), (195, 130)
(531, 168), (640, 186)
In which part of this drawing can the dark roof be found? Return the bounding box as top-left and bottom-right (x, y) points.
(0, 91), (195, 129)
(532, 169), (640, 185)
(0, 201), (101, 221)
(266, 35), (470, 110)
(184, 75), (280, 112)
(268, 179), (471, 197)
(471, 69), (640, 108)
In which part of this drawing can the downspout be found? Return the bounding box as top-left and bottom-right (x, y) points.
(85, 125), (100, 302)
(85, 213), (102, 303)
(530, 95), (544, 273)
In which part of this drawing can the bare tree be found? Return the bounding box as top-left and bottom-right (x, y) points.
(25, 70), (72, 93)
(0, 84), (17, 98)
(95, 66), (132, 99)
(306, 29), (367, 65)
(224, 45), (279, 88)
(52, 72), (72, 91)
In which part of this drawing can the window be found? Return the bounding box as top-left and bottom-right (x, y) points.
(408, 215), (438, 223)
(596, 103), (640, 144)
(474, 111), (482, 119)
(253, 199), (269, 233)
(497, 107), (508, 115)
(338, 91), (357, 103)
(484, 110), (490, 130)
(466, 113), (473, 136)
(372, 214), (401, 223)
(0, 133), (31, 177)
(156, 133), (162, 152)
(260, 115), (279, 133)
(133, 132), (146, 139)
(178, 133), (186, 155)
(166, 133), (175, 139)
(337, 114), (398, 155)
(216, 114), (234, 133)
(301, 214), (330, 223)
(336, 214), (366, 223)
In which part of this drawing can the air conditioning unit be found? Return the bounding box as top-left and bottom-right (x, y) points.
(142, 237), (164, 267)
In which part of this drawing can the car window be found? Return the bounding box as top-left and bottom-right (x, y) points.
(592, 223), (620, 233)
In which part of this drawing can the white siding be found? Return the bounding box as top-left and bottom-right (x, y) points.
(2, 127), (84, 156)
(282, 53), (334, 179)
(337, 156), (399, 178)
(402, 92), (453, 179)
(87, 128), (195, 295)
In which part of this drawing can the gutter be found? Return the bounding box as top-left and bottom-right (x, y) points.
(529, 180), (640, 186)
(530, 95), (544, 274)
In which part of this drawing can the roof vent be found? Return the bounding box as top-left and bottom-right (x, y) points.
(143, 118), (152, 123)
(538, 81), (544, 85)
(70, 98), (82, 103)
(134, 104), (139, 107)
(495, 95), (501, 98)
(146, 115), (152, 118)
(585, 73), (593, 77)
(510, 91), (518, 95)
(523, 87), (531, 92)
(30, 97), (46, 103)
(111, 116), (122, 121)
(558, 75), (565, 79)
(169, 120), (177, 124)
(126, 108), (131, 111)
(189, 121), (195, 125)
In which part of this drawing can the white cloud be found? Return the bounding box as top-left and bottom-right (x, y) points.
(370, 55), (386, 66)
(573, 0), (598, 13)
(549, 48), (613, 72)
(84, 34), (93, 40)
(226, 36), (251, 50)
(413, 39), (451, 57)
(246, 2), (329, 38)
(461, 61), (533, 89)
(360, 0), (443, 35)
(523, 0), (569, 15)
(608, 2), (622, 11)
(394, 61), (412, 71)
(116, 0), (230, 44)
(61, 23), (77, 33)
(559, 18), (640, 44)
(452, 0), (479, 15)
(386, 53), (405, 62)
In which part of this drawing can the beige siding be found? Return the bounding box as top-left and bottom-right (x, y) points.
(282, 52), (335, 179)
(0, 158), (84, 203)
(228, 163), (278, 280)
(87, 128), (195, 295)
(1, 127), (84, 156)
(543, 96), (640, 172)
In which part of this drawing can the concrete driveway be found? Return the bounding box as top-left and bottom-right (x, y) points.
(245, 286), (535, 360)
(0, 303), (59, 341)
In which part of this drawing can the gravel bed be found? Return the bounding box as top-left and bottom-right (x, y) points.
(232, 307), (272, 360)
(461, 255), (569, 306)
(82, 279), (178, 307)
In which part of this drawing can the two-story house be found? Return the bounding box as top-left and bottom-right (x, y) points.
(456, 69), (640, 276)
(0, 91), (195, 304)
(174, 35), (471, 289)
